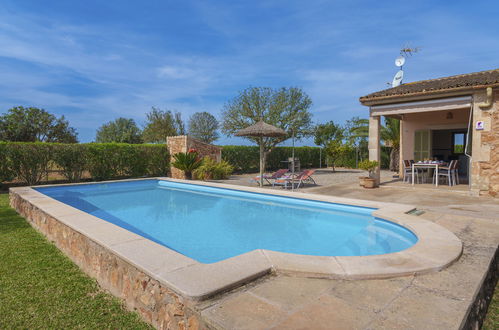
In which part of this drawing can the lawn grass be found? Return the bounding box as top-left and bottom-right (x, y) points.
(483, 282), (499, 330)
(0, 193), (152, 329)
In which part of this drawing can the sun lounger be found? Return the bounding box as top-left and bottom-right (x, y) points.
(250, 169), (289, 186)
(273, 169), (317, 189)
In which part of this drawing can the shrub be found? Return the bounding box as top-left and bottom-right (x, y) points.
(86, 143), (120, 180)
(193, 157), (233, 180)
(85, 143), (160, 180)
(0, 142), (170, 185)
(213, 160), (234, 180)
(52, 144), (88, 182)
(0, 142), (14, 183)
(115, 144), (148, 178)
(222, 145), (392, 172)
(7, 143), (53, 185)
(221, 146), (260, 173)
(143, 144), (170, 176)
(171, 151), (202, 179)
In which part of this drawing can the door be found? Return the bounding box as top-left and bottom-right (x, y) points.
(414, 130), (431, 161)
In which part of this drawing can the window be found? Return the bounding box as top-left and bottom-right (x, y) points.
(452, 132), (466, 154)
(414, 130), (431, 161)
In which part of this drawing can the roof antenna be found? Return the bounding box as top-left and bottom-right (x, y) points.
(390, 44), (421, 87)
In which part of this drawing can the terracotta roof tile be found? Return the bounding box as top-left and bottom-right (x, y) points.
(360, 68), (499, 102)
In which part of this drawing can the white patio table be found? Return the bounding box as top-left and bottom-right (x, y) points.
(412, 162), (442, 187)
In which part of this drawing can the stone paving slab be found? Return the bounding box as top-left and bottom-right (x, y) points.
(367, 285), (469, 330)
(249, 276), (333, 312)
(202, 293), (289, 330)
(272, 294), (376, 329)
(199, 173), (498, 329)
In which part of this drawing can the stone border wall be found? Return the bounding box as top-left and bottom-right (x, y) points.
(9, 191), (207, 330)
(470, 89), (499, 197)
(461, 246), (498, 329)
(166, 136), (222, 180)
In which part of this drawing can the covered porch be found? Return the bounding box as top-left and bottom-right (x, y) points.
(360, 68), (499, 196)
(369, 96), (472, 188)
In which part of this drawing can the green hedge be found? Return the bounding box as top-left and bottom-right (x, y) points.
(222, 145), (392, 173)
(222, 145), (322, 173)
(1, 142), (392, 185)
(325, 146), (391, 169)
(7, 143), (53, 185)
(0, 142), (15, 183)
(52, 144), (88, 183)
(0, 142), (170, 185)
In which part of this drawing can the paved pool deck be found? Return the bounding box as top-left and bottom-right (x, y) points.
(200, 170), (499, 329)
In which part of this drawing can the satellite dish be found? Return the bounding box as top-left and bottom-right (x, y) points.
(392, 70), (404, 87)
(395, 56), (405, 67)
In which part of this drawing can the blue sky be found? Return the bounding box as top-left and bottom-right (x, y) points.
(1, 1), (498, 145)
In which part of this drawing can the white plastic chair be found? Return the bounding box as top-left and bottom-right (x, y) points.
(434, 160), (458, 186)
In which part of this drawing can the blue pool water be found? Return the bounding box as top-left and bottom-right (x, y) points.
(35, 180), (417, 263)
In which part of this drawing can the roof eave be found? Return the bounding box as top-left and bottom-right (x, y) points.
(359, 82), (499, 106)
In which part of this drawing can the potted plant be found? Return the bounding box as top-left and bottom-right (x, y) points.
(358, 160), (379, 188)
(357, 160), (370, 187)
(358, 174), (368, 187)
(171, 150), (202, 180)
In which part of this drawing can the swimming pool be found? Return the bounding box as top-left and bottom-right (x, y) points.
(35, 179), (417, 263)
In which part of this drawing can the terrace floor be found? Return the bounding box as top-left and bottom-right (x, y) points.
(198, 169), (499, 329)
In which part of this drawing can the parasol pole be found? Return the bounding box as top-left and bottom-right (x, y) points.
(291, 129), (295, 191)
(234, 120), (286, 188)
(259, 139), (264, 187)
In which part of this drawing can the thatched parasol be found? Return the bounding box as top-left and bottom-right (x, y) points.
(236, 120), (287, 187)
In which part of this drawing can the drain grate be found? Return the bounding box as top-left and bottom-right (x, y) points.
(407, 209), (425, 216)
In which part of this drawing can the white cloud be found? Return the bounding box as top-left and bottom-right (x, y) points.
(1, 1), (499, 144)
(157, 66), (196, 79)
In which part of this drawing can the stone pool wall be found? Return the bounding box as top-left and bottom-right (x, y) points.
(461, 246), (499, 329)
(9, 191), (206, 330)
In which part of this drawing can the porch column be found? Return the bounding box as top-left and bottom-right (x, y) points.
(368, 115), (381, 184)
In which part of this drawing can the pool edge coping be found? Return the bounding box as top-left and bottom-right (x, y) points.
(9, 177), (463, 301)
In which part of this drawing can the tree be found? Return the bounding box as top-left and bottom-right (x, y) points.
(325, 139), (352, 172)
(344, 117), (369, 163)
(95, 118), (143, 144)
(345, 116), (400, 172)
(345, 117), (369, 144)
(314, 120), (344, 147)
(0, 106), (78, 143)
(142, 107), (185, 143)
(188, 112), (219, 143)
(381, 117), (400, 172)
(222, 87), (313, 172)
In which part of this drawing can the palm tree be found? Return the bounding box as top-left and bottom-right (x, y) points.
(171, 151), (202, 179)
(347, 118), (369, 142)
(381, 117), (400, 172)
(348, 117), (400, 172)
(346, 117), (369, 164)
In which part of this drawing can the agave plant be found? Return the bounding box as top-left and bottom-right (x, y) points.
(171, 151), (202, 179)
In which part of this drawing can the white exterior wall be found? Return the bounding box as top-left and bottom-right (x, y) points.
(400, 108), (470, 161)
